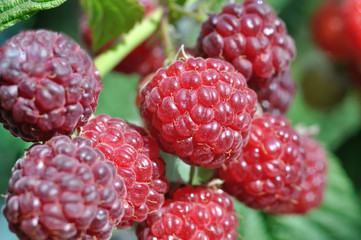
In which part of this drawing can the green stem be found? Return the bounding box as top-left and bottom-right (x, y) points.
(170, 4), (206, 22)
(94, 8), (163, 77)
(189, 166), (197, 185)
(160, 10), (176, 65)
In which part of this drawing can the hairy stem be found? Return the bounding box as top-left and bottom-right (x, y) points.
(170, 4), (207, 22)
(160, 9), (176, 65)
(189, 166), (197, 185)
(94, 8), (163, 77)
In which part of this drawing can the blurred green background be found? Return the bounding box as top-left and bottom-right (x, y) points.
(0, 0), (361, 239)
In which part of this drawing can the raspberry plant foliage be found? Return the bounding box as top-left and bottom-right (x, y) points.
(0, 0), (361, 240)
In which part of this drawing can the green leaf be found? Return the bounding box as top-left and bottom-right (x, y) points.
(177, 159), (191, 183)
(234, 152), (361, 240)
(80, 0), (145, 51)
(0, 0), (66, 32)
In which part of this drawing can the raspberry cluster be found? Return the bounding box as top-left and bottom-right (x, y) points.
(136, 186), (238, 240)
(3, 136), (126, 240)
(0, 30), (102, 142)
(0, 1), (332, 239)
(80, 114), (169, 228)
(138, 57), (257, 168)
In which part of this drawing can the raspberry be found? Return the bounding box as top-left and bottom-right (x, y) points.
(80, 0), (166, 76)
(250, 69), (296, 115)
(138, 57), (258, 168)
(80, 114), (169, 228)
(0, 30), (102, 142)
(136, 186), (238, 240)
(2, 136), (126, 240)
(277, 135), (327, 214)
(311, 0), (349, 60)
(197, 0), (296, 85)
(219, 113), (306, 213)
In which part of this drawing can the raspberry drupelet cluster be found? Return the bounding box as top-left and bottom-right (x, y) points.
(138, 56), (258, 168)
(250, 69), (296, 115)
(0, 30), (102, 142)
(3, 136), (126, 240)
(197, 0), (296, 115)
(219, 113), (306, 213)
(278, 134), (327, 214)
(136, 186), (239, 240)
(80, 114), (169, 228)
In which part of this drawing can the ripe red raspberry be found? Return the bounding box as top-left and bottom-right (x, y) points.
(311, 0), (349, 60)
(80, 114), (169, 229)
(219, 113), (306, 213)
(136, 186), (238, 240)
(197, 0), (296, 85)
(0, 30), (102, 142)
(80, 0), (166, 76)
(138, 57), (258, 168)
(276, 135), (327, 214)
(2, 136), (126, 240)
(250, 69), (296, 115)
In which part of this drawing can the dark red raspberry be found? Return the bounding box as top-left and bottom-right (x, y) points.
(80, 0), (166, 76)
(80, 114), (169, 229)
(276, 135), (327, 214)
(311, 0), (349, 60)
(2, 136), (126, 240)
(138, 57), (258, 168)
(136, 186), (238, 240)
(219, 113), (306, 213)
(0, 30), (102, 142)
(250, 69), (296, 115)
(197, 0), (295, 86)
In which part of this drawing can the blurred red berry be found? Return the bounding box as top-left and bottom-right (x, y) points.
(312, 0), (349, 60)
